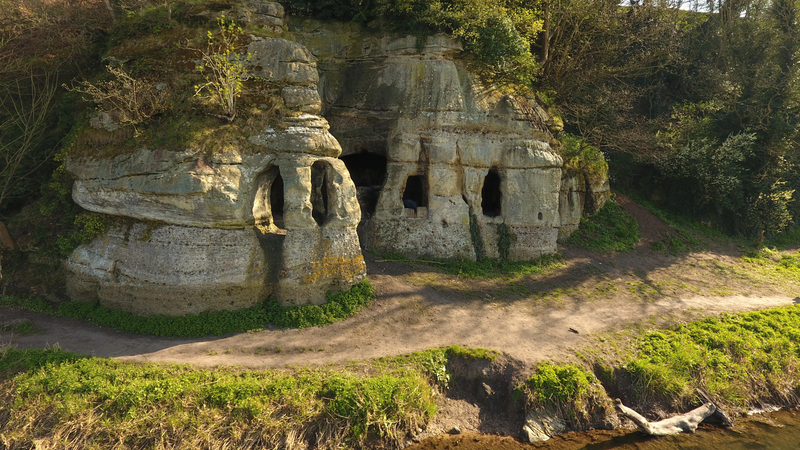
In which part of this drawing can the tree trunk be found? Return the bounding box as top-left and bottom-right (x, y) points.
(0, 221), (14, 251)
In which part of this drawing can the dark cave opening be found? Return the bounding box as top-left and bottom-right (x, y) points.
(340, 153), (387, 217)
(270, 172), (285, 228)
(403, 174), (428, 211)
(481, 168), (502, 217)
(311, 161), (330, 227)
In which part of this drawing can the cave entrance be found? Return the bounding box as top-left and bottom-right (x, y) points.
(311, 161), (331, 227)
(403, 174), (427, 217)
(253, 166), (285, 233)
(340, 153), (387, 218)
(481, 168), (502, 217)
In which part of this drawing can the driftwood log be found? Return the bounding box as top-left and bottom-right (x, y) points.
(615, 399), (716, 435)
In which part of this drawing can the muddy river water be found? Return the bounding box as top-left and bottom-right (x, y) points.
(408, 409), (800, 449)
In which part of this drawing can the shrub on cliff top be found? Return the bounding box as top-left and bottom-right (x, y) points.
(285, 0), (541, 86)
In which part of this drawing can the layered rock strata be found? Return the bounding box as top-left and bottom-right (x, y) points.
(65, 3), (366, 315)
(292, 25), (609, 260)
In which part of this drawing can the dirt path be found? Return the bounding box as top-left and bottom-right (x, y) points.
(3, 194), (800, 369)
(1, 258), (796, 370)
(3, 197), (800, 439)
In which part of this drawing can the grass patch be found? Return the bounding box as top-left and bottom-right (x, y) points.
(619, 304), (800, 408)
(519, 362), (612, 427)
(378, 252), (565, 279)
(373, 345), (498, 390)
(445, 344), (498, 361)
(0, 280), (373, 338)
(650, 229), (706, 255)
(0, 320), (41, 335)
(0, 346), (435, 449)
(741, 247), (800, 285)
(567, 196), (640, 253)
(763, 227), (800, 250)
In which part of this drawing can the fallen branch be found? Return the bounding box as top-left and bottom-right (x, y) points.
(614, 399), (716, 435)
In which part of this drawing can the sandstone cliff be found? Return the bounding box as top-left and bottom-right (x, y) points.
(63, 1), (608, 315)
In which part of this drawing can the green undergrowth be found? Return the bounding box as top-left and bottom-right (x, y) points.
(761, 227), (800, 250)
(0, 344), (501, 448)
(615, 304), (800, 409)
(0, 320), (41, 336)
(378, 252), (565, 279)
(0, 346), (435, 449)
(520, 362), (613, 427)
(742, 247), (800, 285)
(0, 280), (373, 337)
(649, 229), (706, 255)
(567, 197), (640, 253)
(615, 191), (718, 253)
(373, 345), (499, 390)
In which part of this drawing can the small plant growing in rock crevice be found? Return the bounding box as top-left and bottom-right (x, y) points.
(194, 15), (251, 122)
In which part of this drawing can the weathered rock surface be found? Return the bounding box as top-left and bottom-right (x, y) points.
(66, 224), (270, 316)
(292, 23), (608, 260)
(64, 4), (366, 314)
(63, 2), (609, 314)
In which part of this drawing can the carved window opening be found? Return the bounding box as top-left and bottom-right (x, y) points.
(340, 152), (387, 218)
(253, 167), (285, 233)
(403, 174), (427, 218)
(481, 168), (502, 217)
(311, 161), (332, 227)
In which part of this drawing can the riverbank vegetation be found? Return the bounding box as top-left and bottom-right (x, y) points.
(4, 305), (800, 447)
(0, 346), (437, 449)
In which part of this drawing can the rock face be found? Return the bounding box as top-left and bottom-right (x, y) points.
(67, 224), (269, 315)
(64, 5), (366, 315)
(292, 23), (609, 260)
(63, 2), (610, 315)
